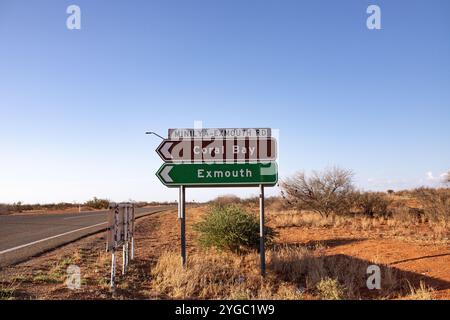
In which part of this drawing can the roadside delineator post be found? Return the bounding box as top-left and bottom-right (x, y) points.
(123, 206), (128, 275)
(130, 207), (135, 260)
(107, 202), (135, 290)
(110, 250), (116, 289)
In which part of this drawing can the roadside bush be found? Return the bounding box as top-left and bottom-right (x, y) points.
(355, 192), (392, 218)
(0, 204), (9, 215)
(281, 167), (355, 218)
(266, 197), (288, 211)
(52, 202), (73, 210)
(414, 188), (450, 225)
(85, 197), (109, 210)
(193, 204), (275, 253)
(239, 196), (259, 206)
(11, 202), (23, 213)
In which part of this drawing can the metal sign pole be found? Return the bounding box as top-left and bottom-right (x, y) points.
(259, 184), (266, 277)
(180, 185), (186, 268)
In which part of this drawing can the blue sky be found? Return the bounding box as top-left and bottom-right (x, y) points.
(0, 0), (449, 203)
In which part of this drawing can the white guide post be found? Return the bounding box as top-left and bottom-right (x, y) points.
(110, 250), (116, 290)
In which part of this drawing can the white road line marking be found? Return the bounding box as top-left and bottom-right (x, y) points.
(62, 214), (105, 220)
(0, 222), (107, 255)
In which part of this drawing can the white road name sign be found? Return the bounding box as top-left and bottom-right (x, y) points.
(168, 128), (271, 139)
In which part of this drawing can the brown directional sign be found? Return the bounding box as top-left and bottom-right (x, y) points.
(156, 138), (277, 162)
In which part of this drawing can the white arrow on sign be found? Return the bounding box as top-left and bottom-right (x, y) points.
(160, 165), (173, 182)
(159, 141), (173, 160)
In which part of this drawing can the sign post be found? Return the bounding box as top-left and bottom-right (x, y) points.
(155, 128), (278, 276)
(259, 185), (265, 276)
(179, 186), (186, 268)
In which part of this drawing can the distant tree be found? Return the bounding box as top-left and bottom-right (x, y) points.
(281, 167), (355, 218)
(387, 189), (394, 195)
(14, 201), (23, 213)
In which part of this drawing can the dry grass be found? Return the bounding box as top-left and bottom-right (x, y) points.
(151, 250), (262, 299)
(269, 208), (449, 244)
(406, 281), (434, 300)
(0, 281), (20, 300)
(151, 248), (311, 300)
(150, 243), (406, 300)
(218, 188), (450, 243)
(269, 210), (338, 228)
(31, 257), (74, 284)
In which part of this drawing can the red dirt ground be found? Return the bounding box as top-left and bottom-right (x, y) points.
(0, 206), (448, 299)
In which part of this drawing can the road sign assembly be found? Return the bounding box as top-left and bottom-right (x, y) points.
(155, 128), (278, 276)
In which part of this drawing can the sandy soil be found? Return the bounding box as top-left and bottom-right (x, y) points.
(276, 227), (450, 299)
(0, 206), (448, 300)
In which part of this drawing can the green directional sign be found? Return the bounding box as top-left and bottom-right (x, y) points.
(156, 162), (278, 187)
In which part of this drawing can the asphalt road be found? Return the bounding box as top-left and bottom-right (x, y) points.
(0, 206), (173, 268)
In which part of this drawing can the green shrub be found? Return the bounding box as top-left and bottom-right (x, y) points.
(194, 204), (275, 253)
(316, 278), (344, 300)
(85, 197), (109, 210)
